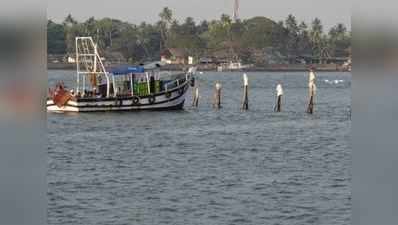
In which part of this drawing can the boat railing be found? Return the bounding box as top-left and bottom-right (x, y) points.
(165, 79), (181, 92)
(165, 69), (195, 91)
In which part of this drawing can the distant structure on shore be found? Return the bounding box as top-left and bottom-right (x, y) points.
(233, 0), (239, 21)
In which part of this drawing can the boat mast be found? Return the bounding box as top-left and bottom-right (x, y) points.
(75, 39), (79, 94)
(75, 37), (110, 97)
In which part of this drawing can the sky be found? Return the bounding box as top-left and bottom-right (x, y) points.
(47, 0), (351, 30)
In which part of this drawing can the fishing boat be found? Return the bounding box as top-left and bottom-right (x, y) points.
(47, 37), (196, 112)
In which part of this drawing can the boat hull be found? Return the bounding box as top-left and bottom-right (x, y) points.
(47, 82), (189, 112)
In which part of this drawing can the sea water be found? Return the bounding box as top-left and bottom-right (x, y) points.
(48, 70), (351, 225)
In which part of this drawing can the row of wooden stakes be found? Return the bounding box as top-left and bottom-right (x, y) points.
(191, 74), (316, 114)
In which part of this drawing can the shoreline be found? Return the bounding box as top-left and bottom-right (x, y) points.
(47, 63), (350, 72)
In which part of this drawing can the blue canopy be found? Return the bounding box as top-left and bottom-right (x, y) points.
(108, 66), (145, 75)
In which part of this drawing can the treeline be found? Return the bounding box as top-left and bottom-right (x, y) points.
(48, 7), (351, 65)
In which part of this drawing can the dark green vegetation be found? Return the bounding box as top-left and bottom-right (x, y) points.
(47, 8), (351, 65)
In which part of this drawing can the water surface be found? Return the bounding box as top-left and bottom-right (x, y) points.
(48, 70), (351, 225)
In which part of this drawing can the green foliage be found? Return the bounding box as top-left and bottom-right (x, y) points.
(166, 17), (206, 57)
(285, 14), (299, 56)
(297, 22), (311, 55)
(328, 23), (350, 57)
(47, 20), (66, 54)
(158, 7), (173, 50)
(47, 11), (351, 64)
(241, 17), (277, 49)
(310, 17), (324, 57)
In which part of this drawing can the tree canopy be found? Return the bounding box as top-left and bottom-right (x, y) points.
(48, 8), (351, 65)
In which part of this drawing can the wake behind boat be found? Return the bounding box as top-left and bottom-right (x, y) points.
(47, 37), (196, 112)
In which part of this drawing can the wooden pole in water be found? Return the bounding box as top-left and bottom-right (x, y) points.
(275, 83), (283, 112)
(307, 84), (316, 114)
(307, 68), (316, 114)
(213, 82), (222, 109)
(277, 95), (282, 112)
(192, 86), (199, 107)
(241, 73), (249, 110)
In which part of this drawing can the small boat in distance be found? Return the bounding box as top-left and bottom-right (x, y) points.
(47, 37), (196, 112)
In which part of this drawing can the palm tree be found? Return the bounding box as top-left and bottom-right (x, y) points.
(310, 18), (323, 45)
(159, 7), (173, 50)
(285, 14), (299, 57)
(310, 18), (324, 62)
(336, 23), (347, 36)
(220, 14), (232, 27)
(62, 14), (80, 54)
(63, 14), (77, 27)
